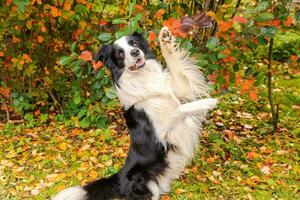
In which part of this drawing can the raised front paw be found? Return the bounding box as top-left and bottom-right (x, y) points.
(159, 27), (175, 45)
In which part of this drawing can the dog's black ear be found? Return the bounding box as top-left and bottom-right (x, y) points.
(94, 44), (112, 63)
(132, 32), (154, 58)
(132, 32), (148, 47)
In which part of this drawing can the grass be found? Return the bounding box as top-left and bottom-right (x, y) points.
(0, 75), (299, 200)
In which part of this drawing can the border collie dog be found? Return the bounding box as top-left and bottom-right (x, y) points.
(53, 27), (217, 200)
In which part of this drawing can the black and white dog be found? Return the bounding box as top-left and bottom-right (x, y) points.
(53, 27), (217, 200)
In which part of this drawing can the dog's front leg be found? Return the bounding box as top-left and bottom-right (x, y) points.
(159, 27), (209, 101)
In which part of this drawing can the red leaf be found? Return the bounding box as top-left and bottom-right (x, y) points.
(80, 50), (92, 61)
(270, 19), (280, 27)
(148, 31), (156, 42)
(233, 16), (248, 23)
(100, 19), (107, 26)
(92, 61), (103, 71)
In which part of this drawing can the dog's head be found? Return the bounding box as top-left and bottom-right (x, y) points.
(95, 32), (154, 83)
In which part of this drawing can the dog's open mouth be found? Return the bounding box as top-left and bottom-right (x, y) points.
(129, 58), (145, 71)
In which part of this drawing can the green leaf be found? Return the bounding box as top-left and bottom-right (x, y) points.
(206, 37), (219, 50)
(208, 64), (222, 70)
(258, 36), (268, 45)
(260, 27), (276, 37)
(13, 0), (29, 12)
(216, 74), (226, 85)
(245, 66), (254, 76)
(217, 53), (227, 59)
(115, 26), (132, 39)
(59, 56), (72, 66)
(256, 1), (270, 12)
(197, 60), (208, 67)
(98, 33), (113, 42)
(74, 4), (88, 16)
(71, 42), (77, 52)
(129, 1), (136, 15)
(233, 63), (239, 72)
(112, 19), (128, 24)
(131, 13), (142, 32)
(74, 92), (81, 105)
(256, 12), (273, 22)
(105, 87), (117, 99)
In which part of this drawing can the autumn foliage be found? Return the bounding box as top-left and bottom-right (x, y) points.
(0, 0), (299, 128)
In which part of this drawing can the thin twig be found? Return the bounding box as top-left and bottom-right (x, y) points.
(48, 90), (63, 114)
(267, 37), (278, 132)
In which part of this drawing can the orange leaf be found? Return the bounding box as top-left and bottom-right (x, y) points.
(155, 9), (165, 19)
(207, 157), (215, 163)
(41, 26), (47, 32)
(284, 16), (293, 27)
(80, 50), (92, 61)
(0, 51), (3, 57)
(223, 130), (234, 140)
(290, 55), (298, 62)
(246, 151), (258, 160)
(50, 6), (62, 18)
(148, 31), (156, 42)
(92, 61), (103, 71)
(249, 90), (258, 100)
(23, 53), (32, 63)
(34, 109), (41, 116)
(37, 35), (44, 43)
(240, 78), (255, 94)
(134, 4), (143, 12)
(0, 87), (10, 98)
(63, 0), (72, 11)
(219, 20), (233, 32)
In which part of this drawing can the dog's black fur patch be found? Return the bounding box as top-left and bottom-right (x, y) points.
(83, 107), (168, 200)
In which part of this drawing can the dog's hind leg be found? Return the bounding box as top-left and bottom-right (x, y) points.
(159, 27), (209, 101)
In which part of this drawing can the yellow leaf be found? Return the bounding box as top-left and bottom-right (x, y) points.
(89, 170), (98, 179)
(59, 142), (68, 151)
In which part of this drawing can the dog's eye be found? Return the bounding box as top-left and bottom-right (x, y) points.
(132, 40), (139, 47)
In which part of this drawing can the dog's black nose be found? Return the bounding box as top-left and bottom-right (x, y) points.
(130, 49), (140, 57)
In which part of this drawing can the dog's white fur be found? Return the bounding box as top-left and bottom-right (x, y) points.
(115, 27), (217, 198)
(53, 27), (217, 200)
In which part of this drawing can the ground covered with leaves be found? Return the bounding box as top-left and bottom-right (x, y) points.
(1, 74), (299, 200)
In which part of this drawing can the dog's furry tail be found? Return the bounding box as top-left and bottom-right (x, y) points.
(52, 174), (121, 200)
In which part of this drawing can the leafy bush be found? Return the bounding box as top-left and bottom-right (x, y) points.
(0, 0), (298, 129)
